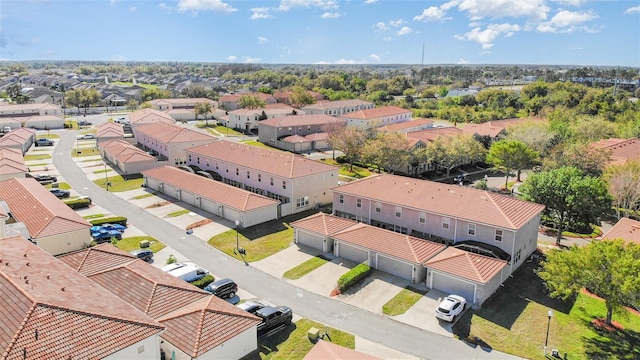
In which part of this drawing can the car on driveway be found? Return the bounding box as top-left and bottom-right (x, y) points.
(92, 230), (122, 243)
(101, 223), (126, 232)
(130, 249), (154, 262)
(26, 173), (57, 184)
(35, 138), (54, 146)
(204, 278), (238, 299)
(76, 134), (96, 140)
(49, 188), (70, 198)
(256, 306), (293, 332)
(453, 174), (471, 184)
(238, 300), (269, 314)
(435, 295), (467, 322)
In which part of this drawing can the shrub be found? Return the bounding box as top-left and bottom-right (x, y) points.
(335, 156), (348, 164)
(90, 216), (127, 227)
(190, 274), (215, 289)
(166, 254), (177, 265)
(64, 197), (92, 209)
(337, 263), (371, 292)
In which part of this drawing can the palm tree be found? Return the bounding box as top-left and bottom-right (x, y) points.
(194, 102), (214, 127)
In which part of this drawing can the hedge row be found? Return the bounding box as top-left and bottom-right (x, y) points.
(190, 274), (215, 289)
(64, 198), (92, 209)
(337, 263), (371, 292)
(90, 216), (128, 227)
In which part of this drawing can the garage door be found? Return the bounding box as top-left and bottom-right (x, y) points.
(297, 231), (324, 251)
(337, 243), (368, 264)
(430, 272), (476, 304)
(377, 255), (413, 280)
(164, 184), (179, 198)
(201, 199), (220, 216)
(181, 191), (195, 205)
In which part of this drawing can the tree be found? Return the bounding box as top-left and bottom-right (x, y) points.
(538, 239), (640, 325)
(504, 121), (555, 156)
(65, 88), (101, 114)
(237, 95), (266, 109)
(543, 143), (611, 177)
(603, 160), (640, 219)
(419, 134), (486, 176)
(360, 133), (410, 174)
(519, 167), (613, 245)
(486, 140), (538, 187)
(194, 101), (214, 127)
(327, 126), (366, 171)
(181, 84), (213, 99)
(289, 86), (316, 108)
(126, 100), (139, 111)
(140, 88), (172, 101)
(6, 83), (30, 104)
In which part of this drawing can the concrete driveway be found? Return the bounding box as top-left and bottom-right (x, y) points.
(392, 289), (455, 337)
(251, 244), (318, 279)
(338, 270), (410, 315)
(289, 256), (356, 297)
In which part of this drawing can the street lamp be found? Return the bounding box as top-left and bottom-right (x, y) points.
(235, 220), (240, 253)
(104, 162), (110, 192)
(544, 309), (553, 355)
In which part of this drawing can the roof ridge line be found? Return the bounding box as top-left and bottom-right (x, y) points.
(4, 304), (37, 358)
(485, 191), (517, 229)
(36, 303), (164, 329)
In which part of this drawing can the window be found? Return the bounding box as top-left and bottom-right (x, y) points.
(188, 154), (192, 161)
(258, 174), (261, 182)
(495, 229), (503, 242)
(270, 178), (274, 186)
(468, 224), (476, 236)
(375, 202), (381, 213)
(246, 171), (250, 179)
(282, 181), (286, 189)
(356, 199), (362, 208)
(419, 212), (426, 223)
(235, 168), (239, 176)
(442, 218), (450, 229)
(339, 194), (344, 204)
(395, 207), (402, 217)
(296, 196), (309, 208)
(197, 157), (200, 164)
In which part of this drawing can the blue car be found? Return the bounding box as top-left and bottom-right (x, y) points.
(90, 225), (105, 233)
(101, 223), (126, 232)
(92, 230), (122, 243)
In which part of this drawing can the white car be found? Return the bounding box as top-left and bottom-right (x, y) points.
(76, 134), (96, 140)
(435, 295), (467, 322)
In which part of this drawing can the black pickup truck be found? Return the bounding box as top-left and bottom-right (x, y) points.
(255, 306), (292, 333)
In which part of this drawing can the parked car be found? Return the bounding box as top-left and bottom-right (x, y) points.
(196, 170), (223, 181)
(435, 295), (467, 322)
(130, 249), (154, 262)
(187, 165), (202, 172)
(100, 223), (126, 232)
(35, 138), (54, 146)
(177, 165), (195, 173)
(26, 173), (57, 184)
(255, 306), (293, 332)
(453, 174), (471, 184)
(49, 188), (70, 198)
(204, 278), (238, 299)
(161, 261), (195, 272)
(92, 230), (122, 243)
(165, 263), (209, 282)
(77, 120), (92, 126)
(76, 134), (96, 140)
(114, 117), (128, 124)
(237, 300), (269, 314)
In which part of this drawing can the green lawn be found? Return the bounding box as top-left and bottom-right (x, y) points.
(93, 169), (113, 174)
(452, 260), (640, 359)
(382, 286), (429, 316)
(24, 154), (51, 161)
(166, 209), (190, 218)
(212, 125), (242, 136)
(72, 147), (101, 157)
(131, 193), (155, 200)
(45, 182), (71, 190)
(283, 255), (329, 280)
(319, 159), (371, 179)
(114, 236), (166, 253)
(83, 214), (105, 220)
(93, 174), (144, 192)
(245, 318), (355, 360)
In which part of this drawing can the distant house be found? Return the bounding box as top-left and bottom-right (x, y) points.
(339, 106), (412, 128)
(96, 122), (125, 143)
(257, 114), (346, 152)
(99, 139), (157, 175)
(185, 140), (339, 217)
(227, 103), (295, 132)
(0, 178), (93, 255)
(219, 92), (277, 111)
(1, 237), (165, 359)
(146, 98), (218, 121)
(0, 147), (28, 180)
(134, 122), (218, 165)
(591, 138), (640, 166)
(128, 108), (176, 128)
(302, 99), (374, 117)
(461, 117), (545, 139)
(0, 127), (37, 154)
(0, 103), (64, 129)
(377, 118), (435, 134)
(602, 217), (640, 244)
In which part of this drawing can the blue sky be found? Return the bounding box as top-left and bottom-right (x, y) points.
(1, 0), (639, 66)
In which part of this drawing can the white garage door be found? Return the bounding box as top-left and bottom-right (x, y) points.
(431, 272), (476, 304)
(201, 199), (220, 216)
(298, 231), (324, 251)
(181, 191), (195, 205)
(337, 243), (368, 264)
(377, 255), (413, 280)
(164, 184), (179, 198)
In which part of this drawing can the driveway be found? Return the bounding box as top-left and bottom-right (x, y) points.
(338, 270), (410, 315)
(251, 244), (318, 279)
(393, 289), (455, 337)
(289, 256), (356, 297)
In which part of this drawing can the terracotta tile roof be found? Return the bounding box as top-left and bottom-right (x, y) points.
(291, 213), (359, 235)
(333, 174), (545, 230)
(304, 340), (382, 360)
(305, 132), (329, 141)
(0, 128), (36, 147)
(128, 108), (175, 125)
(406, 127), (464, 143)
(302, 99), (373, 110)
(157, 296), (261, 358)
(602, 217), (640, 244)
(461, 117), (545, 138)
(378, 118), (435, 132)
(282, 134), (312, 143)
(591, 138), (640, 165)
(185, 140), (339, 179)
(136, 122), (217, 144)
(143, 166), (279, 211)
(229, 105), (295, 117)
(340, 106), (411, 120)
(0, 178), (91, 238)
(0, 237), (164, 359)
(100, 139), (156, 163)
(332, 223), (446, 263)
(0, 147), (27, 174)
(148, 98), (216, 106)
(259, 114), (346, 127)
(424, 246), (507, 283)
(96, 122), (124, 138)
(0, 103), (60, 112)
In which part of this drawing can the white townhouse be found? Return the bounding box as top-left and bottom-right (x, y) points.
(135, 122), (218, 165)
(227, 103), (295, 132)
(339, 106), (412, 128)
(301, 99), (374, 116)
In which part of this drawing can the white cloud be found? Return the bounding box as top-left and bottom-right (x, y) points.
(321, 12), (342, 19)
(552, 0), (586, 6)
(457, 0), (549, 21)
(250, 7), (272, 19)
(242, 56), (262, 63)
(396, 26), (412, 36)
(158, 3), (174, 13)
(226, 55), (237, 61)
(389, 19), (405, 27)
(278, 0), (337, 11)
(455, 23), (521, 49)
(414, 6), (448, 22)
(624, 6), (640, 14)
(369, 53), (381, 61)
(365, 0), (378, 4)
(374, 22), (388, 31)
(129, 6), (137, 11)
(536, 9), (598, 33)
(176, 0), (237, 14)
(257, 37), (269, 44)
(457, 58), (470, 64)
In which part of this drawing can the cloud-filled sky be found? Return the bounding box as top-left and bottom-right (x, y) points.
(1, 0), (638, 66)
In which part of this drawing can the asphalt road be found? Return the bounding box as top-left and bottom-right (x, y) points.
(53, 130), (521, 360)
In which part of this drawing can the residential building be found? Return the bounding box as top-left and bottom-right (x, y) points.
(304, 340), (381, 360)
(0, 147), (28, 180)
(0, 127), (37, 154)
(258, 114), (346, 152)
(331, 174), (544, 276)
(461, 117), (546, 139)
(219, 92), (277, 111)
(99, 139), (157, 175)
(301, 99), (374, 116)
(96, 122), (125, 143)
(128, 108), (176, 128)
(134, 122), (217, 165)
(339, 106), (412, 128)
(142, 166), (280, 227)
(0, 236), (165, 359)
(146, 98), (218, 121)
(0, 103), (64, 129)
(185, 141), (339, 216)
(227, 103), (295, 132)
(377, 118), (435, 134)
(0, 177), (92, 255)
(58, 244), (261, 360)
(591, 138), (640, 166)
(602, 217), (640, 244)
